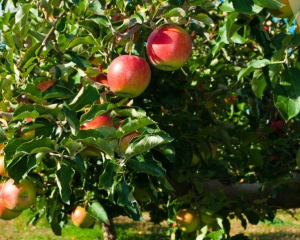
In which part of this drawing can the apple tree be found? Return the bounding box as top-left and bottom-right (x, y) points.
(1, 0), (300, 240)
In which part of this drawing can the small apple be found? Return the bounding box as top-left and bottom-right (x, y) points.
(0, 155), (9, 177)
(71, 206), (95, 228)
(176, 209), (200, 233)
(133, 185), (151, 203)
(1, 178), (36, 212)
(107, 55), (151, 98)
(36, 80), (55, 92)
(146, 25), (192, 71)
(80, 114), (114, 130)
(267, 0), (300, 18)
(0, 185), (22, 220)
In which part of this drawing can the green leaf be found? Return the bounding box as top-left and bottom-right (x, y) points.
(127, 154), (167, 178)
(80, 103), (117, 125)
(232, 0), (262, 14)
(63, 104), (80, 135)
(16, 138), (54, 154)
(274, 67), (300, 121)
(64, 51), (91, 70)
(116, 117), (156, 138)
(19, 43), (41, 68)
(251, 70), (267, 99)
(88, 0), (105, 15)
(87, 202), (108, 224)
(163, 7), (186, 18)
(68, 85), (100, 112)
(206, 229), (223, 240)
(55, 163), (75, 204)
(116, 181), (143, 221)
(67, 36), (98, 49)
(125, 131), (173, 158)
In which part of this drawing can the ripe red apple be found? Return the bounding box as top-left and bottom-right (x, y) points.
(71, 206), (95, 228)
(268, 0), (300, 18)
(176, 209), (200, 233)
(36, 80), (55, 92)
(0, 184), (23, 220)
(1, 178), (36, 212)
(146, 25), (192, 71)
(0, 156), (9, 177)
(80, 114), (114, 130)
(107, 55), (151, 98)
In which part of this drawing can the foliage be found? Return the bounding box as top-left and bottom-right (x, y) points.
(1, 0), (300, 239)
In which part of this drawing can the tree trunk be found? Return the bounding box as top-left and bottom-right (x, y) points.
(101, 219), (117, 240)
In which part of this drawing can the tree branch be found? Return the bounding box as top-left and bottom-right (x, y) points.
(168, 173), (300, 209)
(37, 10), (66, 57)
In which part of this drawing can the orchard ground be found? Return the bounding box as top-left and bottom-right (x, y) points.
(1, 210), (300, 240)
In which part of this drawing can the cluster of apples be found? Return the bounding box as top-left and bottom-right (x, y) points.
(106, 24), (192, 98)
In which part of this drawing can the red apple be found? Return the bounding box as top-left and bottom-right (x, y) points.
(1, 178), (36, 212)
(0, 156), (8, 177)
(36, 80), (55, 92)
(0, 184), (22, 220)
(71, 206), (95, 228)
(146, 25), (192, 71)
(80, 114), (114, 130)
(107, 55), (151, 98)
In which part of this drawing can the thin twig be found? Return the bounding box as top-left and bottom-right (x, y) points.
(37, 10), (66, 57)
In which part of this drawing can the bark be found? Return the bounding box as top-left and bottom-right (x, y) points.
(101, 219), (117, 240)
(169, 173), (300, 209)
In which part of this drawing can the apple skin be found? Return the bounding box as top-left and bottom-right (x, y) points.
(146, 25), (192, 71)
(80, 114), (114, 130)
(107, 55), (151, 98)
(268, 0), (300, 18)
(36, 80), (55, 92)
(71, 206), (95, 228)
(0, 156), (9, 177)
(176, 209), (200, 233)
(1, 178), (36, 212)
(0, 184), (23, 220)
